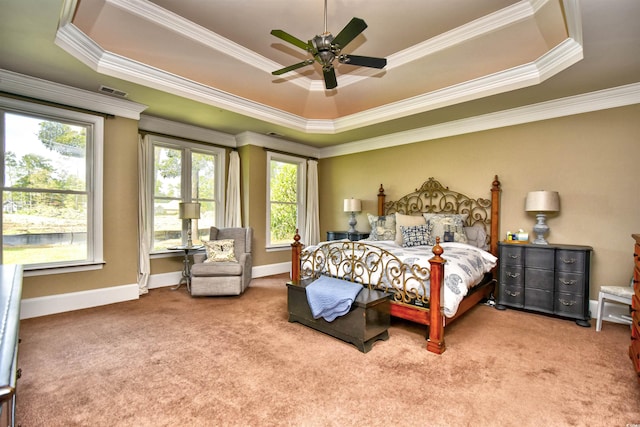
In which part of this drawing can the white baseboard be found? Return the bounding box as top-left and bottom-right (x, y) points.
(20, 283), (139, 320)
(20, 262), (293, 319)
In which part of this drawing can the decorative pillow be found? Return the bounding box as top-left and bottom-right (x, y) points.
(394, 213), (427, 245)
(367, 213), (396, 241)
(422, 213), (468, 245)
(464, 224), (488, 250)
(203, 239), (237, 263)
(400, 224), (431, 247)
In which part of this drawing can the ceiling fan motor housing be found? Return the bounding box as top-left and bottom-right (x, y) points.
(312, 34), (338, 70)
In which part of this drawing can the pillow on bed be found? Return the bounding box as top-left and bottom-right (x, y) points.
(203, 239), (237, 263)
(464, 224), (489, 250)
(422, 213), (468, 245)
(394, 213), (427, 245)
(400, 224), (431, 247)
(367, 213), (396, 241)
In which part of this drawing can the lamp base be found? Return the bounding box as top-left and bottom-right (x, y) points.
(532, 213), (550, 245)
(347, 212), (357, 234)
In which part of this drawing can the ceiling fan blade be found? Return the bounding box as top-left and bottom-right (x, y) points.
(339, 54), (387, 69)
(270, 29), (311, 51)
(323, 67), (337, 90)
(272, 60), (314, 75)
(332, 17), (367, 49)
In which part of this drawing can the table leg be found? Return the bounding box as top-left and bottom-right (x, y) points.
(171, 250), (191, 292)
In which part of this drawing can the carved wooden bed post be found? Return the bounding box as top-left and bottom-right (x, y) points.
(377, 184), (385, 216)
(427, 238), (446, 354)
(291, 229), (302, 284)
(489, 175), (501, 257)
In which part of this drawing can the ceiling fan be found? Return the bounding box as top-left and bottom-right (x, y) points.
(270, 0), (387, 90)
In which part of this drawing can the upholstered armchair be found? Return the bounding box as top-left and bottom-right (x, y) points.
(190, 227), (253, 296)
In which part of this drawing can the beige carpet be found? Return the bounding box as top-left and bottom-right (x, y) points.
(16, 274), (640, 426)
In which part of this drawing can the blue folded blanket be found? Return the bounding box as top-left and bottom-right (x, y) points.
(305, 275), (363, 322)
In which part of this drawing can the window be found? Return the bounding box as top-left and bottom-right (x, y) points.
(150, 135), (224, 252)
(0, 97), (103, 272)
(267, 152), (306, 248)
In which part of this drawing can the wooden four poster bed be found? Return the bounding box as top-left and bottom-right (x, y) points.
(290, 175), (502, 354)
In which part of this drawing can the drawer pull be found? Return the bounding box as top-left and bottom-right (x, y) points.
(508, 254), (520, 259)
(559, 279), (577, 286)
(560, 257), (577, 264)
(16, 368), (21, 379)
(559, 299), (576, 306)
(506, 272), (520, 278)
(505, 290), (520, 297)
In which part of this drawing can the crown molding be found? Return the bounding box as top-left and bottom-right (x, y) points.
(319, 82), (640, 158)
(0, 69), (147, 119)
(54, 18), (584, 135)
(235, 131), (321, 159)
(93, 0), (560, 93)
(139, 115), (237, 147)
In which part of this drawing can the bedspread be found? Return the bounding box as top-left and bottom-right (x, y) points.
(300, 240), (497, 317)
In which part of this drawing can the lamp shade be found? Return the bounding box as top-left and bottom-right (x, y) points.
(343, 198), (362, 212)
(179, 202), (201, 219)
(525, 191), (560, 213)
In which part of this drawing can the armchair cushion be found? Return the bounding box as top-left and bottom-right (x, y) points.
(203, 239), (237, 263)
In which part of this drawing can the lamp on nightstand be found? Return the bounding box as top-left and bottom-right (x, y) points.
(343, 198), (362, 233)
(179, 202), (201, 248)
(525, 191), (560, 245)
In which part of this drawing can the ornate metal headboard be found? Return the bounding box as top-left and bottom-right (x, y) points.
(377, 176), (501, 255)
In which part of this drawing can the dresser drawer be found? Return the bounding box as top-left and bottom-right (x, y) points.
(501, 245), (524, 267)
(525, 268), (554, 291)
(556, 271), (585, 295)
(525, 247), (554, 269)
(554, 292), (585, 318)
(500, 266), (524, 286)
(630, 337), (640, 381)
(497, 284), (524, 308)
(556, 249), (587, 273)
(525, 288), (553, 313)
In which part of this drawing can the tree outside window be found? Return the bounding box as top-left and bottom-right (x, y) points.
(267, 153), (305, 247)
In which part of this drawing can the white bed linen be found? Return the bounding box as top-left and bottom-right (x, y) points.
(301, 240), (497, 318)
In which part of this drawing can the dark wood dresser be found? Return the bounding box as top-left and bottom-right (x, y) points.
(630, 234), (640, 383)
(496, 242), (592, 326)
(0, 264), (23, 427)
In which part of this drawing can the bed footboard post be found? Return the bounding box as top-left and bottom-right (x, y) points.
(291, 229), (303, 284)
(490, 175), (501, 257)
(427, 239), (446, 354)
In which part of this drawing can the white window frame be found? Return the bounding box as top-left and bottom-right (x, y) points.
(0, 96), (104, 275)
(266, 151), (306, 250)
(148, 135), (225, 254)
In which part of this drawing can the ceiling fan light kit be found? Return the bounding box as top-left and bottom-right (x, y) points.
(270, 1), (387, 90)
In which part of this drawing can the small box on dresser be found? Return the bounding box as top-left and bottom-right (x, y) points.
(496, 242), (592, 327)
(629, 234), (640, 383)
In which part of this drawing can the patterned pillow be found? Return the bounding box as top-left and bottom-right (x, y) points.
(367, 213), (396, 241)
(400, 224), (431, 247)
(394, 213), (427, 245)
(203, 239), (237, 263)
(422, 214), (468, 245)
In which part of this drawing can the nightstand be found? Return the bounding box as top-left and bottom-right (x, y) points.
(495, 242), (592, 327)
(326, 231), (370, 241)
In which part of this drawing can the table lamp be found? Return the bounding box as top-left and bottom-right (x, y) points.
(343, 198), (362, 233)
(525, 191), (560, 244)
(179, 202), (201, 247)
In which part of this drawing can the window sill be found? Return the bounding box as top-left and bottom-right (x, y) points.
(24, 261), (106, 277)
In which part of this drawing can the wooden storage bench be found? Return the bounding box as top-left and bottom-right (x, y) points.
(287, 279), (391, 353)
